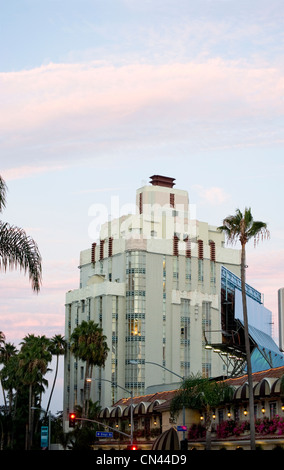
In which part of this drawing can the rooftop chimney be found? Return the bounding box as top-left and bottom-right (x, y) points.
(149, 175), (176, 188)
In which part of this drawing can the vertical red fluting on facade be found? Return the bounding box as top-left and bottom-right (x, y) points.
(210, 241), (216, 262)
(91, 242), (96, 264)
(108, 237), (113, 258)
(139, 193), (143, 214)
(185, 237), (191, 258)
(198, 240), (204, 260)
(173, 235), (179, 256)
(100, 239), (105, 260)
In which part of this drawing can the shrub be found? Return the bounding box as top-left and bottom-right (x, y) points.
(188, 423), (206, 439)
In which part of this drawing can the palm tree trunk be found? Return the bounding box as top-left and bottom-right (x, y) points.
(1, 380), (7, 410)
(82, 359), (90, 420)
(27, 383), (32, 450)
(45, 355), (59, 417)
(241, 243), (256, 450)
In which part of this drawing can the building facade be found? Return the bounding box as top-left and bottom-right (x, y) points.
(64, 175), (258, 421)
(96, 366), (284, 451)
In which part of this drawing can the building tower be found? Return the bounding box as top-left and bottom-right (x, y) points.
(64, 175), (244, 421)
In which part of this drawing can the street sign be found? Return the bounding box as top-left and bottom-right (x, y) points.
(177, 425), (188, 432)
(96, 431), (113, 438)
(41, 426), (49, 448)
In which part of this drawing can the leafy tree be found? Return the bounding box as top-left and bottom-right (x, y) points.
(0, 174), (42, 292)
(70, 320), (109, 419)
(218, 207), (269, 450)
(170, 374), (233, 450)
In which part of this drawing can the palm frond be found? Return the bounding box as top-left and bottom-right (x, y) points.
(0, 175), (7, 213)
(218, 208), (269, 248)
(248, 221), (270, 246)
(0, 221), (42, 292)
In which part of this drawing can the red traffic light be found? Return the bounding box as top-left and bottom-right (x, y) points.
(127, 444), (138, 450)
(69, 412), (76, 427)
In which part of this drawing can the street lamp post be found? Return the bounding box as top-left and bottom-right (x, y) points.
(86, 377), (134, 445)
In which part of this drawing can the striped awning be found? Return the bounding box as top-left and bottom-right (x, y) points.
(152, 427), (180, 450)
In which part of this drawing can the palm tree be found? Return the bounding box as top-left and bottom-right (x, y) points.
(218, 207), (269, 450)
(0, 174), (42, 292)
(45, 334), (67, 417)
(70, 320), (109, 419)
(0, 342), (18, 412)
(18, 335), (52, 449)
(170, 374), (233, 450)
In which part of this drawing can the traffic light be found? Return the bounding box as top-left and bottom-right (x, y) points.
(69, 412), (76, 428)
(127, 444), (139, 450)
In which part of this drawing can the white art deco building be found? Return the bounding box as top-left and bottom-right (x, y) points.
(63, 175), (272, 420)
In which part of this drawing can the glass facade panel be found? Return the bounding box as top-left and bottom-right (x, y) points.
(125, 251), (146, 396)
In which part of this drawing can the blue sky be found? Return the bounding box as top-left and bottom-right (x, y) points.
(0, 0), (283, 412)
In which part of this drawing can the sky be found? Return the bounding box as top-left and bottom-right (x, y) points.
(0, 0), (283, 413)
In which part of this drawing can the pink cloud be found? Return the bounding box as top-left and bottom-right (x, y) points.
(0, 59), (283, 148)
(0, 260), (78, 346)
(2, 164), (65, 181)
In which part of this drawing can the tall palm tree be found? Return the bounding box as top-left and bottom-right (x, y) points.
(18, 335), (52, 449)
(170, 374), (233, 450)
(0, 175), (42, 292)
(0, 342), (18, 412)
(218, 207), (269, 450)
(70, 320), (109, 419)
(45, 334), (67, 417)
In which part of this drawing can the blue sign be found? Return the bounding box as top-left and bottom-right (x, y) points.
(96, 431), (113, 438)
(41, 426), (49, 448)
(177, 426), (188, 432)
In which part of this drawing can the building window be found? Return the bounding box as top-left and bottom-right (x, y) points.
(173, 256), (179, 289)
(125, 251), (146, 397)
(270, 402), (277, 418)
(198, 240), (204, 283)
(202, 302), (212, 378)
(180, 299), (190, 378)
(198, 259), (204, 283)
(111, 296), (118, 403)
(185, 258), (191, 289)
(170, 193), (175, 208)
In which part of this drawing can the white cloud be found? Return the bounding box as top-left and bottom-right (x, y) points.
(193, 185), (231, 206)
